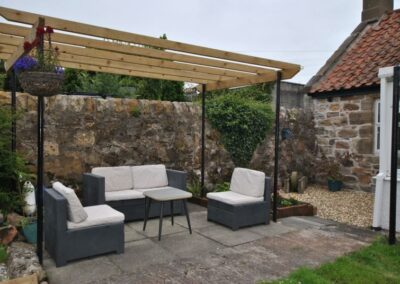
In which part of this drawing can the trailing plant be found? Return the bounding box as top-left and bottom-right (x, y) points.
(14, 26), (63, 74)
(131, 105), (141, 117)
(214, 182), (230, 192)
(276, 195), (301, 207)
(206, 94), (274, 166)
(0, 106), (33, 216)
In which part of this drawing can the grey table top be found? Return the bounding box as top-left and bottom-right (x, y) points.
(143, 187), (192, 201)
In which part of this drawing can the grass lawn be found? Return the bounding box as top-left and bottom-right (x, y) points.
(262, 238), (400, 284)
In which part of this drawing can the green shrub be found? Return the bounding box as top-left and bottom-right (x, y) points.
(0, 245), (7, 263)
(214, 182), (230, 192)
(206, 94), (274, 166)
(187, 178), (201, 198)
(0, 106), (32, 216)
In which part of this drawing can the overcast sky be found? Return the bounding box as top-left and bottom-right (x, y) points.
(1, 0), (399, 84)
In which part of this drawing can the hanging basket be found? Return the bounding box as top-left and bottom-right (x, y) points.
(19, 71), (64, 97)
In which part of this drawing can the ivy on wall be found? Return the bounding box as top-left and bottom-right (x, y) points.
(206, 91), (274, 167)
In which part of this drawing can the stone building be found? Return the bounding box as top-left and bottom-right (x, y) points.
(306, 0), (399, 191)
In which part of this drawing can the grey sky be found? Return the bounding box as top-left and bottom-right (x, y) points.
(1, 0), (399, 84)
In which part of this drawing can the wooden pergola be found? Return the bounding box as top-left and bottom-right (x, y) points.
(0, 6), (301, 262)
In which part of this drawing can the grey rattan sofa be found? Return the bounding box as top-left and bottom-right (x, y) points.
(83, 165), (187, 221)
(44, 187), (124, 267)
(207, 168), (271, 230)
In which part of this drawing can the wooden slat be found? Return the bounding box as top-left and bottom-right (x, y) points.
(4, 17), (44, 71)
(0, 40), (229, 81)
(57, 51), (229, 81)
(0, 22), (273, 75)
(0, 6), (301, 71)
(1, 274), (38, 284)
(59, 61), (212, 84)
(205, 72), (278, 91)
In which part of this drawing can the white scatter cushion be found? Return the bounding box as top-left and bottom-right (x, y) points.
(230, 168), (265, 197)
(52, 182), (88, 223)
(131, 164), (168, 189)
(207, 191), (264, 205)
(92, 166), (133, 192)
(105, 190), (144, 201)
(67, 204), (124, 230)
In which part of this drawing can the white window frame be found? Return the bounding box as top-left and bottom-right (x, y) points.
(374, 99), (380, 154)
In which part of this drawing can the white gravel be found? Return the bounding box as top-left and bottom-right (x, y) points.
(281, 185), (374, 228)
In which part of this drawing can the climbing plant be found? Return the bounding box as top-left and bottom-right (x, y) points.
(206, 93), (274, 167)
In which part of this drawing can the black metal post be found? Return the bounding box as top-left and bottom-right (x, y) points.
(36, 95), (44, 263)
(389, 66), (400, 245)
(201, 84), (206, 197)
(272, 71), (282, 222)
(11, 70), (17, 153)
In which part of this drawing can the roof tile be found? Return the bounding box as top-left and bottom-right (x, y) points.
(310, 10), (400, 94)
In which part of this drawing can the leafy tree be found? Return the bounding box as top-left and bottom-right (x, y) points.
(135, 78), (184, 101)
(58, 34), (185, 101)
(62, 68), (85, 94)
(209, 83), (273, 103)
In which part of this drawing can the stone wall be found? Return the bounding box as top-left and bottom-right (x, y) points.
(313, 93), (380, 191)
(0, 92), (234, 189)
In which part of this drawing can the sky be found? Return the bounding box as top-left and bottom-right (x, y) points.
(0, 0), (399, 84)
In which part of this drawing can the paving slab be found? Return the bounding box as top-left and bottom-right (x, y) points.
(128, 218), (188, 238)
(44, 214), (378, 284)
(196, 224), (264, 246)
(45, 254), (120, 284)
(157, 230), (223, 259)
(248, 222), (297, 237)
(107, 238), (174, 273)
(174, 211), (216, 229)
(124, 224), (147, 242)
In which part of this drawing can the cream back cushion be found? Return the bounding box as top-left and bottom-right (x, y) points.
(52, 181), (88, 223)
(131, 164), (168, 189)
(92, 166), (133, 192)
(230, 168), (265, 198)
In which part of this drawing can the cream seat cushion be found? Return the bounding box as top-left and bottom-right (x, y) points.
(207, 191), (264, 205)
(131, 164), (168, 189)
(92, 166), (133, 192)
(52, 182), (88, 223)
(105, 190), (144, 201)
(67, 204), (125, 230)
(230, 168), (265, 198)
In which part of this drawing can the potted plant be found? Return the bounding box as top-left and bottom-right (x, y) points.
(325, 158), (344, 192)
(20, 216), (37, 244)
(14, 25), (64, 97)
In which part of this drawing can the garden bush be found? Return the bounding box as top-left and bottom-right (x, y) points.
(0, 106), (31, 216)
(206, 93), (274, 166)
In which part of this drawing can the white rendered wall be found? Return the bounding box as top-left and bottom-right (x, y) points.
(373, 66), (400, 231)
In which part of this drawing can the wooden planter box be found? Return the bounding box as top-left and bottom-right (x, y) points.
(277, 203), (316, 219)
(188, 196), (208, 207)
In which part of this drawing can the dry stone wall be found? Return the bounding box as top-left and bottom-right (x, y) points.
(313, 93), (379, 191)
(0, 92), (234, 189)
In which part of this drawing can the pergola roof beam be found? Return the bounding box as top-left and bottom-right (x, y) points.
(0, 6), (300, 71)
(0, 23), (275, 76)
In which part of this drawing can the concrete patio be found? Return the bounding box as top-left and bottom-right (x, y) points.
(44, 204), (378, 284)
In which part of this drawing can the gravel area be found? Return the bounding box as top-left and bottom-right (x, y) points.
(281, 185), (374, 228)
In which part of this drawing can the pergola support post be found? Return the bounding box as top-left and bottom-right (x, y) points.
(272, 71), (282, 222)
(36, 95), (44, 263)
(389, 65), (399, 245)
(11, 69), (16, 153)
(201, 84), (206, 197)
